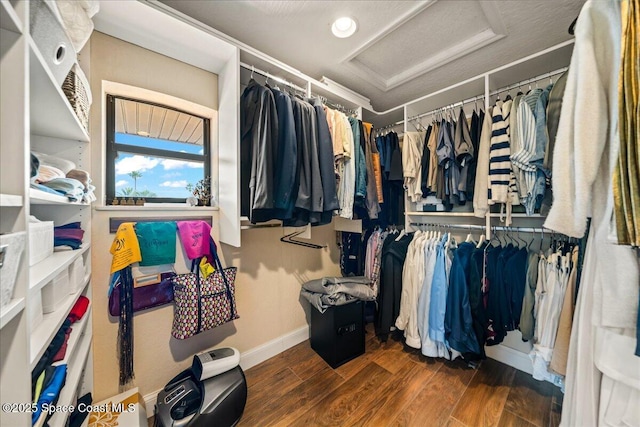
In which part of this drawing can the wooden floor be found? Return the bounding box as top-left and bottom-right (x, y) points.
(237, 323), (563, 427)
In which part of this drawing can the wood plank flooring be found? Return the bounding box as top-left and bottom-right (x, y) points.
(236, 323), (562, 427)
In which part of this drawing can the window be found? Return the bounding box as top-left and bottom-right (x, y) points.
(106, 95), (211, 204)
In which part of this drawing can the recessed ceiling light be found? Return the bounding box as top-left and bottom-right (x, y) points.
(331, 17), (357, 38)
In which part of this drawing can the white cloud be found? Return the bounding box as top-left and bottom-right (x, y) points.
(159, 180), (188, 188)
(115, 180), (128, 188)
(160, 159), (203, 170)
(198, 148), (204, 155)
(162, 172), (181, 179)
(115, 155), (160, 175)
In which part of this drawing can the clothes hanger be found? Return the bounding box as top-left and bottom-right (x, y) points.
(465, 225), (476, 244)
(568, 16), (578, 35)
(476, 231), (486, 249)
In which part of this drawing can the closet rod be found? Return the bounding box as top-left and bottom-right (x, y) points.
(406, 66), (568, 123)
(409, 222), (548, 234)
(319, 96), (357, 116)
(240, 62), (307, 93)
(407, 94), (484, 123)
(489, 66), (568, 98)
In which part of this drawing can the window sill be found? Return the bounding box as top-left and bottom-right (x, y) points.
(94, 205), (219, 212)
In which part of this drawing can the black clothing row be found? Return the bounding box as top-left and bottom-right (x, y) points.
(240, 79), (339, 226)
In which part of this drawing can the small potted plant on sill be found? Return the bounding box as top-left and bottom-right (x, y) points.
(186, 177), (212, 206)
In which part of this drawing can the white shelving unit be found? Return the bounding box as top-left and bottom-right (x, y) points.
(30, 274), (91, 369)
(46, 304), (92, 427)
(30, 188), (90, 205)
(1, 0), (31, 425)
(30, 245), (91, 292)
(396, 41), (573, 377)
(402, 40), (574, 239)
(0, 1), (93, 424)
(0, 297), (26, 329)
(0, 193), (23, 207)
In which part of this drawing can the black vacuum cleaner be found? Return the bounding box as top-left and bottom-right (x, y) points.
(155, 348), (247, 427)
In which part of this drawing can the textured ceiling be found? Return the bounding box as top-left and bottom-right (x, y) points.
(158, 0), (585, 112)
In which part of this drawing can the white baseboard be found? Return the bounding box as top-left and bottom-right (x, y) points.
(239, 325), (309, 371)
(485, 343), (533, 375)
(144, 325), (310, 417)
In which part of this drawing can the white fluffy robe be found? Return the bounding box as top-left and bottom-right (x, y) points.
(543, 1), (640, 426)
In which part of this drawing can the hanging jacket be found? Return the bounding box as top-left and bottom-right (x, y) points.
(504, 247), (529, 330)
(473, 106), (493, 217)
(466, 112), (480, 201)
(420, 125), (433, 197)
(402, 131), (426, 203)
(454, 108), (474, 204)
(240, 79), (278, 223)
(469, 244), (488, 358)
(309, 98), (339, 224)
(396, 231), (426, 349)
(445, 242), (481, 356)
(270, 87), (297, 219)
(362, 122), (381, 219)
(376, 233), (413, 340)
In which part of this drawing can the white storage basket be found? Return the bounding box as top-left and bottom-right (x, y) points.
(42, 268), (69, 313)
(0, 232), (26, 309)
(69, 257), (85, 294)
(29, 289), (44, 330)
(29, 221), (54, 266)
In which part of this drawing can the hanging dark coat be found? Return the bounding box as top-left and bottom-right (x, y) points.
(376, 233), (413, 341)
(445, 242), (481, 356)
(309, 98), (339, 225)
(240, 79), (278, 223)
(270, 87), (297, 219)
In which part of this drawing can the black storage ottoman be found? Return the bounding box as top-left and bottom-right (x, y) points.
(310, 300), (365, 368)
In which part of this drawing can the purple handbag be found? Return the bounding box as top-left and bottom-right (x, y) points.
(109, 272), (176, 316)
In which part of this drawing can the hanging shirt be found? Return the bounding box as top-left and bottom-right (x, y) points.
(418, 235), (442, 357)
(310, 98), (339, 223)
(429, 234), (450, 344)
(473, 106), (493, 217)
(488, 103), (511, 204)
(454, 108), (474, 204)
(445, 242), (481, 356)
(402, 131), (426, 203)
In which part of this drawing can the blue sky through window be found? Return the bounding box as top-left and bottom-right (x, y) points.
(114, 133), (204, 198)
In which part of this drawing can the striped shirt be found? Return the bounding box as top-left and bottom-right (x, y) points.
(488, 103), (512, 204)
